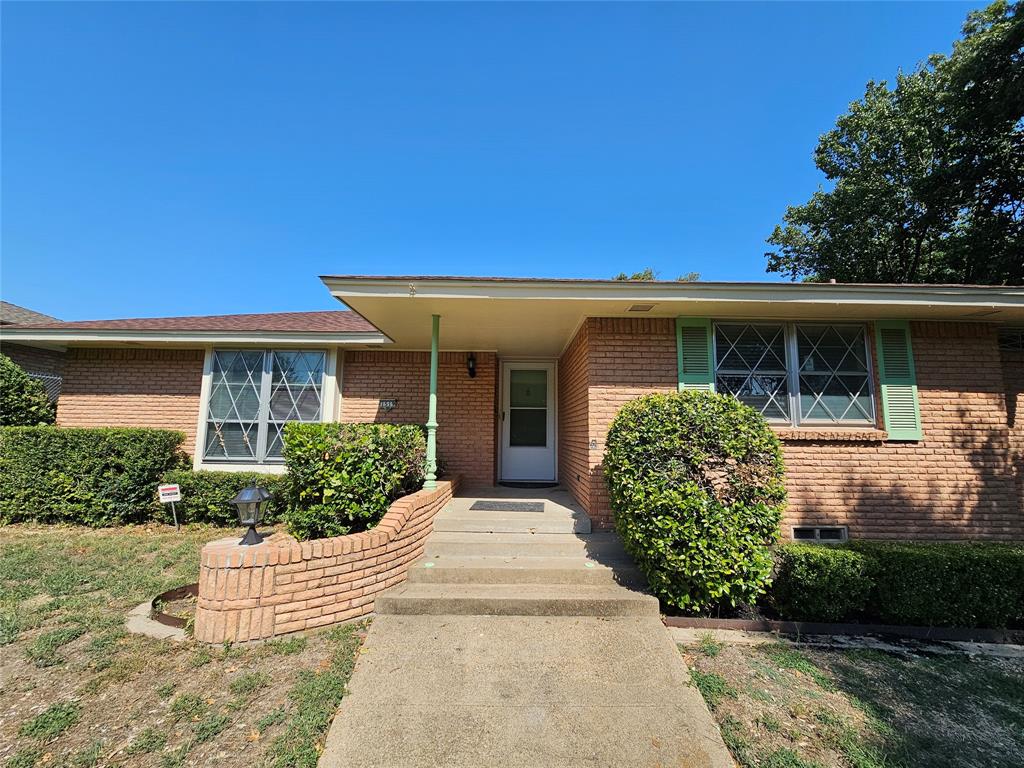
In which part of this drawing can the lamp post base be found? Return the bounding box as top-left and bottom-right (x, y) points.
(239, 526), (264, 546)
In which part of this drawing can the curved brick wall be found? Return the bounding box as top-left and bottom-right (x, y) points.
(194, 478), (458, 644)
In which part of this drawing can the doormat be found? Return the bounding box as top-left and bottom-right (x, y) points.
(497, 481), (559, 489)
(469, 501), (546, 513)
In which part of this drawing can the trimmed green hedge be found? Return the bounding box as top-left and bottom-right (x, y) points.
(0, 354), (55, 426)
(155, 469), (289, 526)
(771, 541), (1024, 629)
(769, 544), (872, 622)
(603, 391), (787, 612)
(0, 426), (185, 526)
(281, 422), (426, 541)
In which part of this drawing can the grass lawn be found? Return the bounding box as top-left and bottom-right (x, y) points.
(0, 524), (367, 768)
(681, 634), (1024, 768)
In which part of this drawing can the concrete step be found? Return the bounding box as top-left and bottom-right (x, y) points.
(375, 582), (660, 617)
(431, 515), (591, 534)
(423, 531), (628, 559)
(407, 555), (644, 586)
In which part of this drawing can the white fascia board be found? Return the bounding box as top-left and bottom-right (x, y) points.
(321, 277), (1024, 310)
(0, 330), (390, 346)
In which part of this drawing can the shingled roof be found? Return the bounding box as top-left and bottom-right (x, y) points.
(0, 301), (58, 326)
(3, 310), (377, 334)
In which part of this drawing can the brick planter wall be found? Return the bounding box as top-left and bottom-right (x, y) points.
(194, 478), (459, 644)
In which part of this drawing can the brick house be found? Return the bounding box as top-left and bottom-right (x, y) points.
(3, 275), (1022, 542)
(0, 301), (66, 401)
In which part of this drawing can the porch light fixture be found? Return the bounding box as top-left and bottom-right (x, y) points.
(467, 352), (476, 378)
(232, 485), (272, 546)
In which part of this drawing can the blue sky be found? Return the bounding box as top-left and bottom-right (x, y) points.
(2, 1), (976, 320)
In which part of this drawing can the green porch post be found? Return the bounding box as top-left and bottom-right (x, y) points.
(424, 314), (440, 489)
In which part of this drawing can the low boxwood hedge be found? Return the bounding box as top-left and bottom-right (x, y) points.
(0, 426), (185, 526)
(155, 469), (289, 527)
(281, 422), (426, 541)
(769, 544), (872, 622)
(771, 541), (1024, 629)
(603, 391), (787, 612)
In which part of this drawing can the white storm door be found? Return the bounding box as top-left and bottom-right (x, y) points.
(500, 363), (556, 481)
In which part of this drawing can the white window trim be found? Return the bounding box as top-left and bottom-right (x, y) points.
(193, 347), (338, 472)
(712, 321), (876, 428)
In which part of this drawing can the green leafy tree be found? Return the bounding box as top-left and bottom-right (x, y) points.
(767, 1), (1023, 284)
(0, 354), (55, 426)
(614, 267), (659, 281)
(612, 268), (701, 281)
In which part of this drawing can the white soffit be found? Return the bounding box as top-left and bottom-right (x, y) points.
(322, 277), (1024, 357)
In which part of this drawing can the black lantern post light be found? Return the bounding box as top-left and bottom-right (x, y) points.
(232, 485), (272, 546)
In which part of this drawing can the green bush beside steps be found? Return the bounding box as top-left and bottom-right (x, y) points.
(771, 541), (1024, 629)
(603, 390), (787, 613)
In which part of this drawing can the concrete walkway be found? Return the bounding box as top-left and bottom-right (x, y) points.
(320, 487), (732, 768)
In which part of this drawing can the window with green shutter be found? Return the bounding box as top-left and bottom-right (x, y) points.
(676, 318), (714, 390)
(874, 320), (922, 441)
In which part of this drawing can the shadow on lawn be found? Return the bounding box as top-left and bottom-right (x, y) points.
(813, 647), (1024, 768)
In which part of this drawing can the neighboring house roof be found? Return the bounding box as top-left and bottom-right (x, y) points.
(7, 310), (376, 333)
(0, 301), (58, 326)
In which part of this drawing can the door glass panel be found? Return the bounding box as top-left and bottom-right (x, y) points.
(510, 370), (547, 407)
(510, 408), (546, 447)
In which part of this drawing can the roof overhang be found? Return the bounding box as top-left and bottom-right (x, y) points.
(0, 329), (390, 349)
(322, 275), (1024, 357)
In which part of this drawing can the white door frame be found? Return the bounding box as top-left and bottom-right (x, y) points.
(499, 360), (557, 482)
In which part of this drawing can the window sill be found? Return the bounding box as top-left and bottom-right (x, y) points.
(193, 460), (288, 475)
(772, 427), (888, 443)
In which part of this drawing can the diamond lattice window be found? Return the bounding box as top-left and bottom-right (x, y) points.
(204, 349), (325, 463)
(796, 325), (873, 423)
(999, 327), (1024, 352)
(715, 323), (791, 420)
(714, 323), (875, 427)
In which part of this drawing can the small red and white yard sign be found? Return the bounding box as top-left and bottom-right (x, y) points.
(157, 484), (181, 503)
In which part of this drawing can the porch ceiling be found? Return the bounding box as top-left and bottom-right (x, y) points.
(322, 276), (1024, 357)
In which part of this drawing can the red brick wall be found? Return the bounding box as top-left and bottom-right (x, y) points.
(570, 318), (1022, 540)
(341, 351), (497, 486)
(783, 322), (1019, 540)
(585, 318), (677, 528)
(558, 322), (591, 510)
(1, 342), (66, 377)
(57, 348), (204, 454)
(195, 478), (457, 643)
(1002, 350), (1024, 518)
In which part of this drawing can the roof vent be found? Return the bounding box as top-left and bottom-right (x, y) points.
(628, 304), (656, 312)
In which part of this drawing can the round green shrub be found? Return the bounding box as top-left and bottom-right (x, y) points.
(603, 390), (786, 611)
(0, 354), (55, 427)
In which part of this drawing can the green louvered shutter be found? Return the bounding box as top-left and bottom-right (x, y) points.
(875, 320), (922, 441)
(676, 317), (714, 391)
